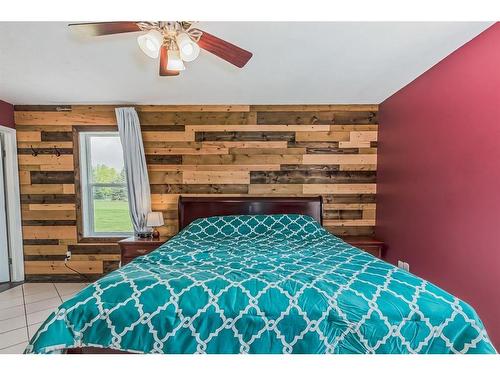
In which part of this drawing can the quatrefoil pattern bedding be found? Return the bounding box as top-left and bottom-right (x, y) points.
(26, 214), (496, 354)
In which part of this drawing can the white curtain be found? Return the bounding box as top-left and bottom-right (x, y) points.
(115, 107), (151, 234)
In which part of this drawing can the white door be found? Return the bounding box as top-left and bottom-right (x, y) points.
(0, 134), (10, 282)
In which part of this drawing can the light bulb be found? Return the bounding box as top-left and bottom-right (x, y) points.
(137, 30), (163, 59)
(166, 50), (185, 71)
(176, 32), (200, 62)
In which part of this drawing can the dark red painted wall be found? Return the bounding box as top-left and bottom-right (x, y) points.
(377, 23), (500, 350)
(0, 100), (14, 129)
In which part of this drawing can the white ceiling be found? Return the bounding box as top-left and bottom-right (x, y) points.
(0, 22), (493, 105)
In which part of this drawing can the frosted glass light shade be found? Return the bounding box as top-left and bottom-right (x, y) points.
(146, 212), (164, 227)
(176, 32), (200, 62)
(137, 30), (163, 59)
(166, 50), (186, 71)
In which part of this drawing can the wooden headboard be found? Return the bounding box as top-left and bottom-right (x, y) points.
(178, 196), (323, 230)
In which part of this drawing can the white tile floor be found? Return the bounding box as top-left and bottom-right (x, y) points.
(0, 282), (87, 354)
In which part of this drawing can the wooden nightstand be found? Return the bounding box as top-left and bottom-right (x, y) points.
(339, 236), (385, 258)
(118, 236), (168, 266)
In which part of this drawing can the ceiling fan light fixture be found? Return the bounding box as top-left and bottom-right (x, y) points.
(166, 49), (186, 71)
(176, 32), (200, 62)
(69, 21), (253, 76)
(137, 29), (163, 58)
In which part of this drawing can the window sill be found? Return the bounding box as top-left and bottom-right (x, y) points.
(77, 236), (129, 243)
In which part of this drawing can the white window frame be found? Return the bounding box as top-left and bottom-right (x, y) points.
(79, 131), (133, 238)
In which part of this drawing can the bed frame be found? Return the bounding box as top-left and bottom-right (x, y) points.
(178, 196), (322, 230)
(67, 196), (322, 354)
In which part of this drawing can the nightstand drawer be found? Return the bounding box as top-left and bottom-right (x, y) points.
(118, 236), (168, 266)
(339, 236), (385, 259)
(120, 244), (158, 258)
(355, 245), (382, 258)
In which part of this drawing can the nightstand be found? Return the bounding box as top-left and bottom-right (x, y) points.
(339, 236), (385, 258)
(118, 236), (168, 266)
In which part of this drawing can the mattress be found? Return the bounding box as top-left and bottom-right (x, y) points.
(25, 214), (496, 354)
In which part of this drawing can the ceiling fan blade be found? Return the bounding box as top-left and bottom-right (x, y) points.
(159, 46), (180, 77)
(192, 28), (253, 68)
(68, 22), (142, 36)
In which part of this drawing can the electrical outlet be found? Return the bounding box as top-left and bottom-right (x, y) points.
(65, 250), (72, 262)
(397, 260), (410, 272)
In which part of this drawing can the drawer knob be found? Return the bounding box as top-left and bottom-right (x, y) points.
(136, 249), (149, 254)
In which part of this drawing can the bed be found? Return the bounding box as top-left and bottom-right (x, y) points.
(25, 197), (496, 354)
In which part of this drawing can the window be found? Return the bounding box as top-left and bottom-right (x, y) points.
(79, 132), (133, 237)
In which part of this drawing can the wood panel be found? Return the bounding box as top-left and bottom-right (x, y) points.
(15, 104), (378, 281)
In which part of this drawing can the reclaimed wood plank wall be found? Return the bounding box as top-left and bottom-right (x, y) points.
(14, 104), (378, 281)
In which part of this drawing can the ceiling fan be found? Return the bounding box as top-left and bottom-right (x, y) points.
(68, 21), (253, 76)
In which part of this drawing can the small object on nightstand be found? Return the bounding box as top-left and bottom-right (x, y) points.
(118, 236), (168, 266)
(146, 212), (164, 239)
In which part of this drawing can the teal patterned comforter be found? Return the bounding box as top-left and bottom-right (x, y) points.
(26, 214), (496, 354)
